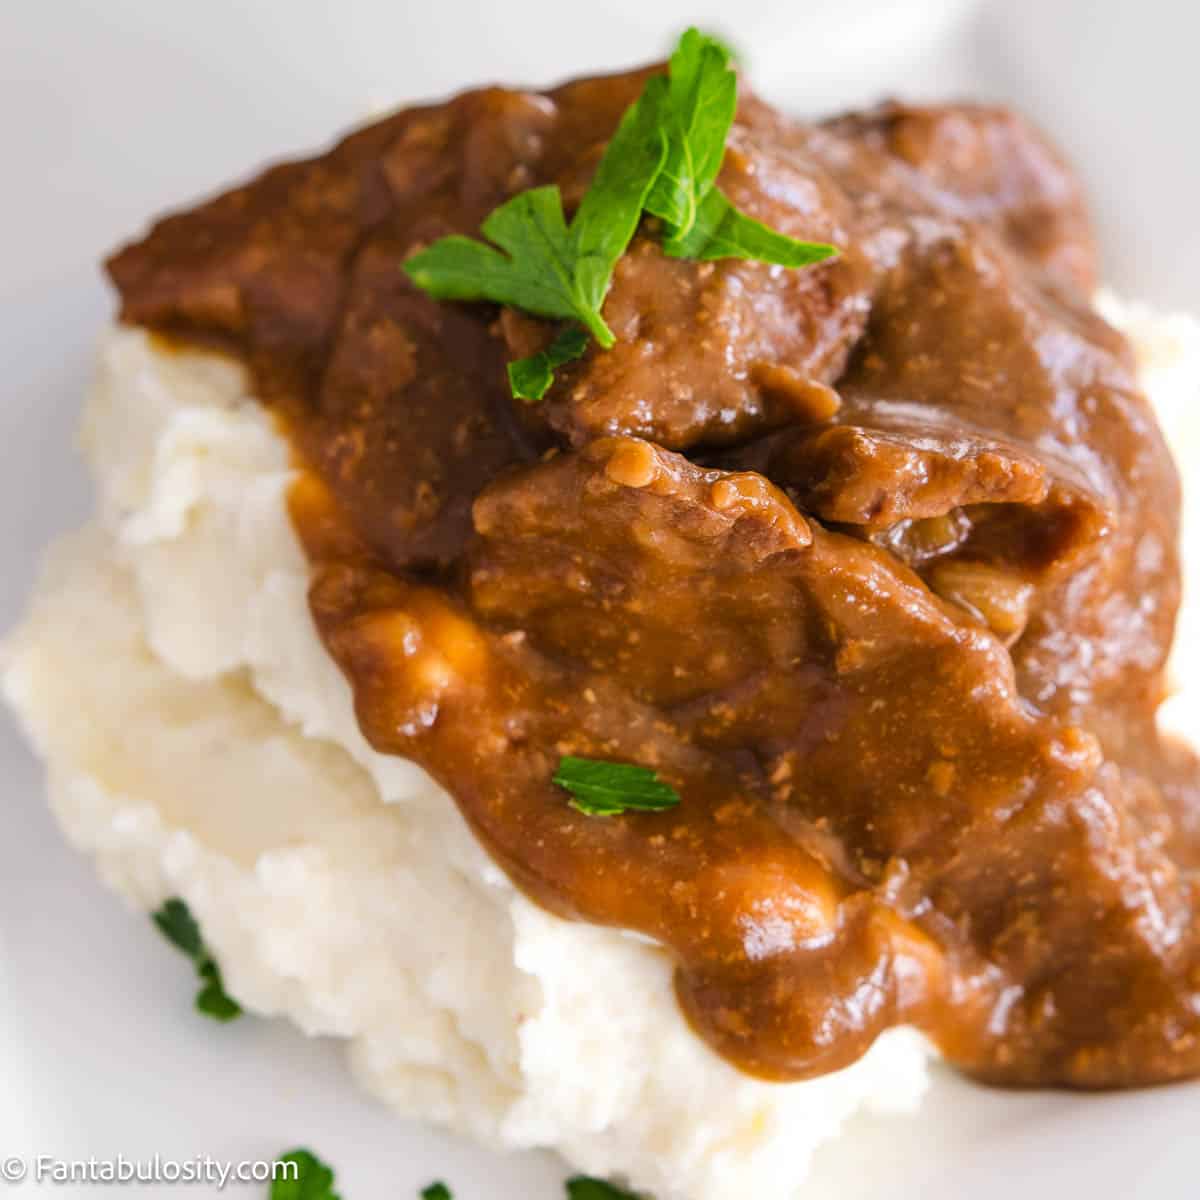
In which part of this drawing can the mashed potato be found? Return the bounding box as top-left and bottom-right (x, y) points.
(4, 300), (1197, 1200)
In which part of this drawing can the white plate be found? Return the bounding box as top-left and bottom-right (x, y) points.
(3, 2), (1199, 1196)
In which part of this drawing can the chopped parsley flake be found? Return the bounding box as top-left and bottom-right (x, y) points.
(566, 1177), (645, 1200)
(553, 756), (681, 816)
(270, 1149), (341, 1200)
(152, 897), (242, 1022)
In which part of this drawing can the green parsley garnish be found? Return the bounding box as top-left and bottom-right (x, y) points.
(553, 756), (681, 816)
(695, 29), (741, 65)
(152, 897), (242, 1022)
(643, 29), (830, 266)
(508, 325), (590, 401)
(404, 84), (665, 355)
(405, 27), (837, 400)
(668, 185), (841, 266)
(420, 1185), (452, 1200)
(566, 1177), (644, 1200)
(640, 28), (737, 247)
(270, 1149), (341, 1200)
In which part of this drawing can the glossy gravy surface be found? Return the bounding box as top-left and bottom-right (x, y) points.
(108, 67), (1200, 1087)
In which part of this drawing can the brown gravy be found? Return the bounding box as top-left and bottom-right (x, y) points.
(107, 68), (1200, 1088)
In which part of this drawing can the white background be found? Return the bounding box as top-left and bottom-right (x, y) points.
(2, 1), (1198, 1196)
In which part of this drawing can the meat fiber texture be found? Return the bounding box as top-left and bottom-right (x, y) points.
(3, 297), (1197, 1199)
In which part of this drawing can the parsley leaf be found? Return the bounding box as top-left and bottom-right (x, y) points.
(566, 84), (669, 326)
(643, 28), (737, 239)
(195, 959), (242, 1021)
(405, 27), (836, 399)
(404, 187), (597, 334)
(152, 897), (242, 1023)
(508, 325), (590, 401)
(650, 30), (838, 266)
(553, 756), (681, 816)
(420, 1185), (452, 1200)
(153, 896), (204, 957)
(566, 1177), (645, 1200)
(667, 187), (839, 266)
(699, 30), (741, 64)
(405, 84), (665, 355)
(270, 1149), (341, 1200)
